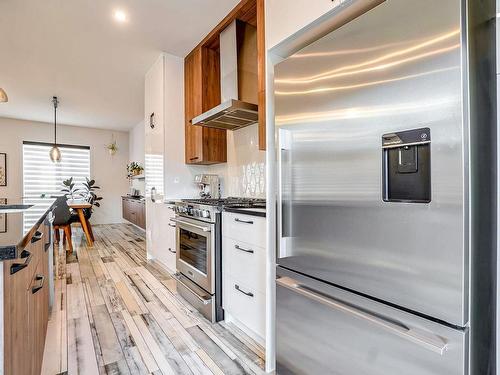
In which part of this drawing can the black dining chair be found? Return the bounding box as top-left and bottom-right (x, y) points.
(52, 195), (79, 252)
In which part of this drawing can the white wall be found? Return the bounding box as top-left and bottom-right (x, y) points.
(129, 120), (145, 165)
(208, 124), (266, 198)
(266, 0), (338, 49)
(0, 117), (129, 224)
(129, 120), (145, 195)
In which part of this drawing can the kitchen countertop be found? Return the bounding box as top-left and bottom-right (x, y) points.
(157, 198), (266, 216)
(0, 198), (56, 260)
(223, 207), (266, 217)
(122, 195), (145, 202)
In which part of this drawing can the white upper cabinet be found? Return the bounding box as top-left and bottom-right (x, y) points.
(145, 55), (165, 198)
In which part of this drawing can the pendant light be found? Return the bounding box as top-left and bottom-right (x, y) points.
(0, 88), (7, 103)
(49, 96), (61, 163)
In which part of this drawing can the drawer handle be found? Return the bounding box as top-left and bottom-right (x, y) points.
(235, 244), (254, 254)
(234, 218), (254, 225)
(32, 274), (45, 294)
(31, 231), (43, 243)
(235, 284), (254, 297)
(168, 248), (176, 254)
(168, 223), (176, 228)
(190, 157), (199, 161)
(10, 250), (32, 275)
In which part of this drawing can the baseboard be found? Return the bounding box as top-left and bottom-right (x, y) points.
(225, 312), (265, 347)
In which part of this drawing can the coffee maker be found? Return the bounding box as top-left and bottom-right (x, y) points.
(195, 174), (220, 199)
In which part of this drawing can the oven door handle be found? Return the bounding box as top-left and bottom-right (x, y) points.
(170, 218), (211, 232)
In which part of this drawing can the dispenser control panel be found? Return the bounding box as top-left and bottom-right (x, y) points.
(382, 128), (431, 203)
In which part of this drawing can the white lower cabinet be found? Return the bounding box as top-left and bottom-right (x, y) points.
(223, 237), (266, 293)
(147, 202), (176, 272)
(224, 275), (266, 340)
(222, 211), (266, 343)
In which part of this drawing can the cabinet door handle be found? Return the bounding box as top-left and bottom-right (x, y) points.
(168, 248), (176, 254)
(10, 250), (32, 275)
(235, 244), (254, 254)
(32, 274), (45, 294)
(31, 231), (43, 243)
(235, 218), (254, 225)
(189, 157), (199, 161)
(168, 223), (176, 228)
(235, 284), (254, 297)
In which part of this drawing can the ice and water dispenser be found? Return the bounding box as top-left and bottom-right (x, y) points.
(382, 128), (431, 203)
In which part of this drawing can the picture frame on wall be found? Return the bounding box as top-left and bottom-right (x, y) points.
(0, 198), (6, 233)
(0, 153), (6, 186)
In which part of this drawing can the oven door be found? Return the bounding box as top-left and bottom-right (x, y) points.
(172, 216), (214, 294)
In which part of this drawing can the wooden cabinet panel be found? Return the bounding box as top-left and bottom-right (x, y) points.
(122, 198), (146, 229)
(184, 47), (227, 165)
(4, 222), (50, 375)
(30, 246), (49, 375)
(185, 0), (266, 153)
(257, 0), (266, 151)
(185, 49), (203, 163)
(4, 257), (31, 375)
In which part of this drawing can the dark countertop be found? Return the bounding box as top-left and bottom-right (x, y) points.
(0, 198), (56, 260)
(122, 195), (145, 202)
(223, 207), (266, 217)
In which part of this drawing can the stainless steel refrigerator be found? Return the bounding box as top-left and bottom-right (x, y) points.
(274, 0), (496, 374)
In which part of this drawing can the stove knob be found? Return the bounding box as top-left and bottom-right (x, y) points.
(194, 209), (200, 217)
(201, 210), (210, 218)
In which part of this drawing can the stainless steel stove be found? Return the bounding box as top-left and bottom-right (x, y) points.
(171, 197), (265, 322)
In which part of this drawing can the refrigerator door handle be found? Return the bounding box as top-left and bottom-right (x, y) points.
(277, 277), (449, 355)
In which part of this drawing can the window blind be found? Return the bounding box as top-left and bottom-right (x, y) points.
(145, 153), (164, 196)
(22, 142), (91, 231)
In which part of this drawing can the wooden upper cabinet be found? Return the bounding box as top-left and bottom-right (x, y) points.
(257, 0), (266, 151)
(184, 0), (266, 164)
(184, 47), (227, 165)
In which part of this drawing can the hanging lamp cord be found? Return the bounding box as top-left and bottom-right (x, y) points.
(53, 96), (58, 145)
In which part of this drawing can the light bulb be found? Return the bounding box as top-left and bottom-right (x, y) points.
(50, 146), (61, 163)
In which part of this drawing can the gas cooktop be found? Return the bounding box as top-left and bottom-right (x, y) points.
(181, 197), (266, 209)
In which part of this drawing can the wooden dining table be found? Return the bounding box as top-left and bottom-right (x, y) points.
(67, 199), (94, 247)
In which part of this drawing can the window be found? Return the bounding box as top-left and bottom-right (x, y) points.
(22, 142), (90, 231)
(145, 153), (163, 196)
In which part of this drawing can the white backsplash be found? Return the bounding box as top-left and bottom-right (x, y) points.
(203, 123), (266, 198)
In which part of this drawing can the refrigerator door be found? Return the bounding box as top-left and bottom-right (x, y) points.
(276, 267), (468, 375)
(275, 0), (467, 325)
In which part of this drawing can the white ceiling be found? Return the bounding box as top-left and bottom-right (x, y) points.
(0, 0), (240, 130)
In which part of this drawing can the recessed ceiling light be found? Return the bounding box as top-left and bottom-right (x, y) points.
(113, 9), (128, 23)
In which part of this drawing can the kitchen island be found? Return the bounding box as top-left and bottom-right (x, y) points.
(0, 198), (56, 375)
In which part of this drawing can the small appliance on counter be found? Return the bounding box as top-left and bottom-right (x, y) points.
(129, 188), (141, 198)
(195, 174), (220, 199)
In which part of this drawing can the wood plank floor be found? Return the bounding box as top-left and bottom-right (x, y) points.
(41, 223), (266, 375)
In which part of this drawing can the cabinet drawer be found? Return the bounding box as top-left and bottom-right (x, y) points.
(224, 275), (265, 339)
(223, 236), (266, 293)
(222, 212), (266, 248)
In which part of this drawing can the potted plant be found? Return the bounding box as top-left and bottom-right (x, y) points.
(61, 177), (82, 199)
(127, 162), (144, 178)
(106, 141), (118, 155)
(82, 178), (103, 210)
